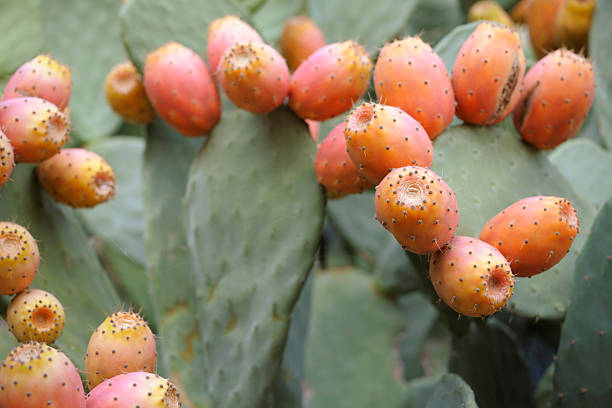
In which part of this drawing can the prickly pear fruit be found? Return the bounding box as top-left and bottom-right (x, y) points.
(144, 42), (221, 137)
(479, 196), (579, 277)
(104, 61), (156, 124)
(374, 37), (455, 139)
(0, 131), (14, 188)
(375, 166), (458, 254)
(314, 122), (375, 198)
(0, 97), (70, 163)
(513, 49), (594, 149)
(7, 288), (65, 344)
(344, 103), (433, 184)
(86, 372), (180, 408)
(36, 148), (116, 208)
(218, 42), (290, 113)
(528, 0), (565, 58)
(279, 16), (326, 72)
(306, 119), (320, 141)
(451, 22), (526, 125)
(207, 15), (264, 74)
(554, 0), (596, 54)
(0, 342), (86, 408)
(85, 311), (157, 389)
(510, 0), (530, 24)
(0, 222), (39, 295)
(289, 41), (372, 121)
(429, 236), (514, 317)
(468, 1), (514, 27)
(1, 54), (72, 110)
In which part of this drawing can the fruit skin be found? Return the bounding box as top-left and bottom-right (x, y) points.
(279, 16), (326, 72)
(1, 54), (72, 110)
(207, 15), (263, 75)
(306, 119), (320, 141)
(104, 61), (156, 123)
(479, 196), (579, 277)
(429, 236), (514, 317)
(513, 49), (595, 149)
(314, 122), (375, 199)
(0, 222), (39, 295)
(344, 102), (433, 184)
(528, 0), (565, 59)
(0, 130), (15, 188)
(468, 1), (514, 28)
(374, 36), (455, 139)
(86, 372), (181, 408)
(36, 148), (116, 208)
(0, 342), (86, 408)
(510, 0), (530, 24)
(85, 311), (157, 389)
(451, 22), (526, 125)
(289, 41), (372, 121)
(374, 166), (458, 255)
(0, 97), (70, 163)
(7, 288), (65, 344)
(554, 0), (596, 55)
(218, 42), (290, 114)
(144, 42), (221, 137)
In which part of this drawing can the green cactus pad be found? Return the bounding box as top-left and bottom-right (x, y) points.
(252, 0), (305, 45)
(0, 319), (18, 359)
(0, 0), (43, 77)
(402, 0), (464, 45)
(590, 0), (612, 149)
(184, 108), (324, 408)
(553, 197), (612, 407)
(535, 363), (554, 408)
(424, 374), (478, 408)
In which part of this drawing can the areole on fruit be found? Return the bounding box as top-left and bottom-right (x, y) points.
(7, 288), (65, 343)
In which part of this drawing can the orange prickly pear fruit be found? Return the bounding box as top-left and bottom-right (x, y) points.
(279, 16), (326, 72)
(104, 61), (156, 124)
(289, 41), (373, 121)
(0, 130), (15, 188)
(511, 0), (531, 24)
(528, 0), (565, 58)
(429, 236), (514, 317)
(479, 196), (579, 277)
(207, 15), (263, 74)
(513, 49), (595, 149)
(374, 36), (455, 139)
(375, 166), (458, 255)
(468, 1), (514, 27)
(7, 288), (65, 344)
(554, 0), (596, 55)
(451, 22), (526, 125)
(344, 102), (433, 184)
(0, 222), (39, 295)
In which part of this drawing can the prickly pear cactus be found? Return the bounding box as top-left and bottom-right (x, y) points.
(0, 0), (42, 77)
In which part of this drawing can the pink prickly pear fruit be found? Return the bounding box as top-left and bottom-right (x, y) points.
(289, 41), (373, 121)
(314, 122), (375, 199)
(479, 196), (579, 277)
(0, 342), (86, 408)
(374, 37), (455, 139)
(1, 54), (72, 110)
(513, 49), (595, 149)
(86, 372), (181, 408)
(429, 236), (514, 317)
(0, 222), (39, 295)
(375, 166), (459, 255)
(7, 288), (65, 344)
(85, 311), (157, 389)
(36, 148), (116, 208)
(344, 102), (433, 184)
(0, 97), (70, 163)
(0, 130), (15, 188)
(144, 42), (221, 137)
(104, 61), (156, 124)
(306, 119), (320, 141)
(207, 15), (264, 74)
(218, 42), (290, 114)
(279, 16), (326, 72)
(451, 22), (526, 125)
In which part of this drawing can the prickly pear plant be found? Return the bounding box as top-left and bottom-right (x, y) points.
(279, 16), (326, 72)
(104, 61), (156, 124)
(0, 222), (39, 295)
(0, 131), (14, 187)
(207, 15), (264, 75)
(6, 288), (65, 344)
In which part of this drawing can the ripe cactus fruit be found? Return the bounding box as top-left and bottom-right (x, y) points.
(0, 97), (70, 163)
(0, 131), (15, 188)
(374, 36), (455, 139)
(144, 42), (221, 137)
(0, 222), (39, 295)
(479, 196), (579, 277)
(528, 0), (565, 58)
(344, 103), (433, 184)
(468, 1), (514, 27)
(314, 122), (375, 198)
(86, 372), (180, 408)
(279, 16), (326, 72)
(36, 148), (116, 208)
(554, 0), (596, 54)
(513, 49), (595, 149)
(0, 342), (86, 408)
(374, 166), (458, 254)
(451, 22), (526, 125)
(104, 61), (156, 124)
(207, 15), (264, 74)
(1, 54), (72, 110)
(429, 236), (514, 317)
(7, 288), (65, 344)
(85, 311), (157, 389)
(510, 0), (530, 24)
(289, 41), (373, 121)
(218, 42), (290, 114)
